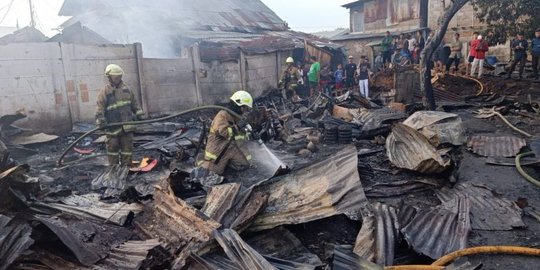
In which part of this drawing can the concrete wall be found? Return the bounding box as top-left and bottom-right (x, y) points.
(246, 53), (279, 97)
(0, 43), (72, 133)
(142, 58), (199, 115)
(62, 43), (140, 123)
(0, 42), (283, 133)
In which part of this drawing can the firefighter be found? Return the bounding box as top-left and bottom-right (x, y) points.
(96, 64), (144, 166)
(279, 57), (300, 99)
(192, 90), (253, 186)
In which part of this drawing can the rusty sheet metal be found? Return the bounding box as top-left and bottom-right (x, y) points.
(402, 111), (466, 146)
(352, 108), (407, 134)
(246, 227), (323, 266)
(0, 216), (34, 270)
(36, 193), (143, 226)
(402, 195), (471, 259)
(365, 179), (442, 198)
(353, 203), (399, 266)
(437, 183), (525, 231)
(150, 186), (221, 247)
(96, 239), (162, 270)
(228, 191), (268, 232)
(249, 146), (368, 231)
(386, 124), (451, 174)
(467, 135), (526, 157)
(201, 183), (241, 223)
(214, 229), (277, 270)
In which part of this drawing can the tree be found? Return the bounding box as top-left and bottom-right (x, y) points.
(420, 0), (470, 110)
(472, 0), (540, 43)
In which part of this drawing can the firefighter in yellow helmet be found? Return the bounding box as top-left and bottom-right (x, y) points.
(96, 64), (144, 166)
(192, 90), (254, 186)
(279, 57), (301, 99)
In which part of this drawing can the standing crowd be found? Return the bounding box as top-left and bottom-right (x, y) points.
(278, 28), (540, 101)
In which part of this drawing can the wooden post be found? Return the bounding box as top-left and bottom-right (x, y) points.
(134, 43), (148, 116)
(190, 44), (203, 106)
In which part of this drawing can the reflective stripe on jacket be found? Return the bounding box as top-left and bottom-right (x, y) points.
(204, 110), (250, 162)
(96, 82), (143, 135)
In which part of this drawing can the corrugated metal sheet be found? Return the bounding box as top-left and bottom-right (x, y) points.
(365, 179), (442, 198)
(332, 245), (383, 270)
(437, 183), (525, 231)
(0, 216), (34, 270)
(249, 146), (368, 231)
(246, 227), (323, 266)
(402, 111), (466, 146)
(214, 229), (277, 270)
(401, 195), (471, 259)
(91, 165), (129, 190)
(35, 193), (143, 226)
(467, 135), (526, 157)
(353, 203), (399, 266)
(97, 239), (162, 270)
(201, 183), (241, 223)
(386, 124), (451, 174)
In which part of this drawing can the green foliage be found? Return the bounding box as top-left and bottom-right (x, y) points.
(472, 0), (540, 44)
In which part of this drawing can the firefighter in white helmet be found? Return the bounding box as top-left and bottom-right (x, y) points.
(192, 90), (254, 186)
(279, 57), (301, 99)
(96, 64), (144, 166)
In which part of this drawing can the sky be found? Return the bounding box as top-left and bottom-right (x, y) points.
(0, 0), (351, 37)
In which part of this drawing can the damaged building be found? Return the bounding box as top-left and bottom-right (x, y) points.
(1, 1), (540, 270)
(333, 0), (510, 63)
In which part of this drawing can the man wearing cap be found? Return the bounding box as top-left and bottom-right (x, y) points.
(344, 56), (357, 89)
(531, 29), (540, 80)
(470, 35), (489, 79)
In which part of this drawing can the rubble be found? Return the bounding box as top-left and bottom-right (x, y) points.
(386, 124), (451, 174)
(0, 73), (539, 270)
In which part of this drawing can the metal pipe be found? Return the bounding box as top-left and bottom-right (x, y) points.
(57, 105), (242, 166)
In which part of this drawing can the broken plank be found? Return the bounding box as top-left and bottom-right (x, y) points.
(201, 183), (241, 223)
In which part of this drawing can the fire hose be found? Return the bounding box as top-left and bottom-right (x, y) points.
(57, 105), (242, 166)
(384, 245), (540, 270)
(516, 152), (540, 188)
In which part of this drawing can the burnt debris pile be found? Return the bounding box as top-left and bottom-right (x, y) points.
(1, 74), (540, 270)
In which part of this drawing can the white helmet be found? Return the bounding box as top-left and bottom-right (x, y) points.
(230, 90), (253, 108)
(105, 64), (124, 76)
(286, 57), (294, 63)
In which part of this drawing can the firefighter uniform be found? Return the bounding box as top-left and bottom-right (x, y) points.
(199, 110), (251, 175)
(96, 65), (144, 166)
(279, 57), (300, 98)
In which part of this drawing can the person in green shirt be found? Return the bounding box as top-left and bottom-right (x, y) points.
(381, 31), (393, 68)
(307, 56), (320, 96)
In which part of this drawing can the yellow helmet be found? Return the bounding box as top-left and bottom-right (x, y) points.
(286, 57), (294, 63)
(230, 90), (253, 108)
(105, 64), (124, 76)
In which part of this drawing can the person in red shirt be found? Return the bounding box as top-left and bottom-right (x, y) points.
(466, 32), (479, 74)
(470, 35), (489, 79)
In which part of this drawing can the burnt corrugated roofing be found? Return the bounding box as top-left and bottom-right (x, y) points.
(353, 203), (399, 266)
(0, 216), (34, 270)
(467, 135), (526, 157)
(437, 183), (525, 231)
(401, 195), (471, 259)
(59, 0), (287, 32)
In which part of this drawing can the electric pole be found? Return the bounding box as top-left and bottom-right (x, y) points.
(28, 0), (35, 28)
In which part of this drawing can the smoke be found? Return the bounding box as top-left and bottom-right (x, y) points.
(60, 0), (282, 58)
